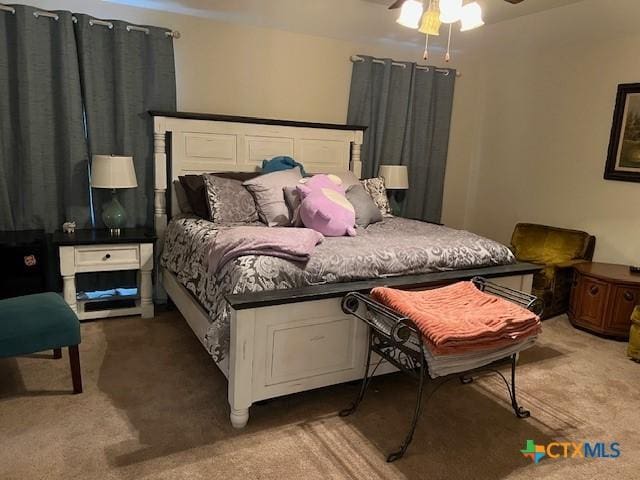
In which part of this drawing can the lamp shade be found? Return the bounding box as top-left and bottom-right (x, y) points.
(439, 0), (463, 23)
(378, 165), (409, 190)
(460, 1), (484, 31)
(396, 0), (423, 29)
(91, 155), (138, 189)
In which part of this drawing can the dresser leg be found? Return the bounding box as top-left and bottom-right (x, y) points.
(139, 244), (154, 318)
(63, 275), (77, 313)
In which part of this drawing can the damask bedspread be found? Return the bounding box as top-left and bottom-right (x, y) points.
(160, 215), (515, 362)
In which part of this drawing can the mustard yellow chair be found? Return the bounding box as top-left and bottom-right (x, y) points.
(629, 307), (640, 362)
(511, 223), (596, 319)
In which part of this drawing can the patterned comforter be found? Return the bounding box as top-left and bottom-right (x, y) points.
(160, 215), (515, 362)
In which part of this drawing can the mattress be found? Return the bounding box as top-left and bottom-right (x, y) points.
(160, 215), (515, 362)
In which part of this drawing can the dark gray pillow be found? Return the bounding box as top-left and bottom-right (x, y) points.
(346, 184), (383, 227)
(203, 174), (259, 224)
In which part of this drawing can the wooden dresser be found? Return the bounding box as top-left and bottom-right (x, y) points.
(569, 262), (639, 338)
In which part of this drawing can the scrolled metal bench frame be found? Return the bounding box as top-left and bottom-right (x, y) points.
(339, 276), (543, 462)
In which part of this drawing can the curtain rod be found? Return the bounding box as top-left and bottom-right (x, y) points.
(350, 55), (461, 77)
(0, 4), (180, 38)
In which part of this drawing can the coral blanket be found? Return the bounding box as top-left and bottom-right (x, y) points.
(371, 282), (541, 355)
(208, 226), (323, 276)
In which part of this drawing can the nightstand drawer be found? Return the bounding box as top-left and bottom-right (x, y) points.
(74, 245), (140, 272)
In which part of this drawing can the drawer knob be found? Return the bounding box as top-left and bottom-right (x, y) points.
(104, 253), (111, 260)
(589, 285), (599, 295)
(624, 291), (634, 302)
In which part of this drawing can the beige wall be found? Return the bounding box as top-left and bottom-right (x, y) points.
(461, 0), (640, 264)
(19, 0), (475, 229)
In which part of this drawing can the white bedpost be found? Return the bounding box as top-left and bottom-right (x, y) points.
(351, 131), (363, 179)
(228, 307), (256, 428)
(153, 116), (168, 303)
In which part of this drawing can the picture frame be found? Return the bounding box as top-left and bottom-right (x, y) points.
(605, 83), (640, 182)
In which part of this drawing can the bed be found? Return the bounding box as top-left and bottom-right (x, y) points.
(151, 111), (539, 428)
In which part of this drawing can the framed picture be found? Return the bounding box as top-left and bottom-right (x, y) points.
(605, 83), (640, 182)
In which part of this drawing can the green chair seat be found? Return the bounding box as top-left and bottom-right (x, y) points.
(0, 293), (80, 358)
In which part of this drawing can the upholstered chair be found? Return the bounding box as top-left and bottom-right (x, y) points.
(510, 223), (596, 319)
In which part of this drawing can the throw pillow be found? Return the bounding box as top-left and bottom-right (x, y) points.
(203, 174), (259, 224)
(243, 167), (303, 226)
(361, 177), (392, 217)
(173, 180), (193, 214)
(346, 184), (383, 227)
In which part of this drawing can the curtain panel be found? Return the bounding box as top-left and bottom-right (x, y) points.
(74, 14), (176, 228)
(0, 5), (90, 231)
(347, 55), (456, 223)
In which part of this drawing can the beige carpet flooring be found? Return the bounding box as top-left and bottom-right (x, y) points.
(1, 311), (638, 480)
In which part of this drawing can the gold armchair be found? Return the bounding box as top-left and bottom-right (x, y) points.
(511, 223), (596, 319)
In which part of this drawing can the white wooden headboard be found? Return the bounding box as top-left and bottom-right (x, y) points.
(151, 111), (365, 247)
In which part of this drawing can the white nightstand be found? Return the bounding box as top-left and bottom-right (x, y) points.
(53, 228), (156, 320)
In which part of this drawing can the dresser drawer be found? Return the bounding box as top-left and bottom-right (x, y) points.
(74, 245), (140, 272)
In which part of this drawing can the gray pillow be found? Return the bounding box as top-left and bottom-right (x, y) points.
(173, 180), (192, 214)
(283, 186), (303, 227)
(346, 184), (383, 227)
(203, 174), (259, 224)
(243, 167), (303, 226)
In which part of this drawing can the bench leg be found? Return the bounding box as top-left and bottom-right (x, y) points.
(68, 345), (82, 394)
(53, 348), (62, 359)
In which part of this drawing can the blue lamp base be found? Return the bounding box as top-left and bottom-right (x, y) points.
(102, 190), (126, 235)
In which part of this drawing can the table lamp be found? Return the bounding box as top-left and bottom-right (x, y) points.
(378, 165), (409, 215)
(91, 155), (137, 235)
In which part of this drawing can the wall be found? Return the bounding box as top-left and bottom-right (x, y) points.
(462, 0), (640, 264)
(18, 0), (477, 229)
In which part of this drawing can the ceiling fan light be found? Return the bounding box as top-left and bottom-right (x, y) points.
(419, 0), (441, 35)
(396, 0), (424, 29)
(460, 2), (484, 31)
(439, 0), (462, 24)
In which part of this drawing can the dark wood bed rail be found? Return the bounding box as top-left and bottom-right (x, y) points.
(225, 262), (541, 310)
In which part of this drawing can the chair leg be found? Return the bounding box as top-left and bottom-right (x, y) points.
(68, 345), (82, 394)
(53, 348), (62, 359)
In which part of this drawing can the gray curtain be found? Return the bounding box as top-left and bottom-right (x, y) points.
(74, 14), (176, 228)
(0, 5), (90, 231)
(347, 55), (456, 223)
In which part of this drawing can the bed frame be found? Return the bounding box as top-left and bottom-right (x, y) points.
(151, 111), (539, 429)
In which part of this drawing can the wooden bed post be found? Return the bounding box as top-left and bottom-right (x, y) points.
(228, 307), (256, 428)
(351, 131), (364, 178)
(153, 116), (168, 304)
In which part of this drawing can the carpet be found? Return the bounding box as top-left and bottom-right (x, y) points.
(1, 312), (638, 480)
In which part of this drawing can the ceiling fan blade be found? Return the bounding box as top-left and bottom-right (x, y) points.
(504, 0), (525, 4)
(388, 0), (405, 9)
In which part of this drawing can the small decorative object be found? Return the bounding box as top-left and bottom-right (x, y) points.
(605, 83), (640, 182)
(62, 221), (76, 234)
(91, 155), (138, 235)
(378, 165), (409, 215)
(297, 174), (356, 237)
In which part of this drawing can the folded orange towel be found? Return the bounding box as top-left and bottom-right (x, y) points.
(371, 281), (541, 355)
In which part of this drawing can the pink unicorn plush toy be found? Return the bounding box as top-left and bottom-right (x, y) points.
(297, 174), (357, 237)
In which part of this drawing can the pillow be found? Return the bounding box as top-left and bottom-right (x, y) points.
(361, 177), (392, 217)
(203, 174), (258, 224)
(173, 180), (192, 214)
(283, 186), (303, 227)
(346, 184), (383, 227)
(297, 175), (356, 237)
(178, 172), (260, 219)
(178, 175), (208, 218)
(243, 167), (303, 226)
(335, 171), (361, 189)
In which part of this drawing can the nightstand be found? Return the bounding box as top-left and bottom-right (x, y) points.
(52, 228), (156, 321)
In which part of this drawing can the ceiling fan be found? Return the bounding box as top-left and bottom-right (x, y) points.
(387, 0), (525, 7)
(387, 0), (523, 62)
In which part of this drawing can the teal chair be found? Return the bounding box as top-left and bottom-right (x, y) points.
(0, 293), (82, 393)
